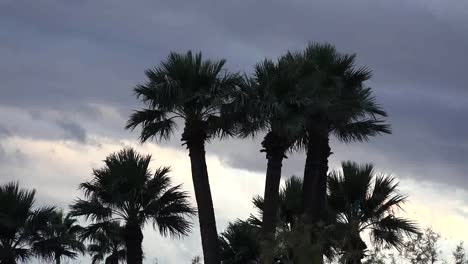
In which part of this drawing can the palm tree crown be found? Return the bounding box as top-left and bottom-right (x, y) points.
(70, 148), (195, 264)
(0, 182), (55, 264)
(33, 210), (85, 264)
(328, 161), (419, 264)
(297, 43), (390, 144)
(81, 221), (126, 264)
(219, 220), (260, 264)
(126, 51), (243, 144)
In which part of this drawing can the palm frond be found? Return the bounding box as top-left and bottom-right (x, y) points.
(69, 199), (112, 222)
(370, 216), (419, 249)
(333, 119), (391, 143)
(145, 185), (196, 237)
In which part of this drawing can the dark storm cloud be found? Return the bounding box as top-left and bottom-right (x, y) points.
(56, 120), (87, 143)
(1, 0), (467, 189)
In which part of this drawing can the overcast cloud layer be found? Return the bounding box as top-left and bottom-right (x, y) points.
(1, 0), (468, 263)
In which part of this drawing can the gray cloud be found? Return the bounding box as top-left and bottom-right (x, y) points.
(1, 1), (468, 261)
(55, 120), (87, 143)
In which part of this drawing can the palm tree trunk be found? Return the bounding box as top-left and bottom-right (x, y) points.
(187, 139), (220, 264)
(124, 223), (143, 264)
(259, 132), (287, 264)
(260, 152), (284, 263)
(301, 130), (331, 264)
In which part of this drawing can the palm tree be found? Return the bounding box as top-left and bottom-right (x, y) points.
(81, 222), (126, 264)
(219, 220), (260, 264)
(249, 176), (334, 263)
(126, 51), (242, 264)
(281, 43), (391, 263)
(70, 148), (196, 264)
(33, 210), (86, 264)
(238, 56), (305, 263)
(249, 176), (303, 231)
(297, 44), (391, 227)
(0, 182), (54, 264)
(328, 161), (419, 264)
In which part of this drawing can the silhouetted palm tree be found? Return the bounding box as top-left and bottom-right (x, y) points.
(81, 221), (126, 264)
(219, 220), (260, 264)
(33, 210), (85, 264)
(328, 161), (419, 264)
(249, 176), (303, 231)
(238, 56), (305, 263)
(0, 182), (55, 264)
(70, 148), (196, 264)
(126, 51), (242, 264)
(296, 44), (390, 227)
(249, 176), (330, 263)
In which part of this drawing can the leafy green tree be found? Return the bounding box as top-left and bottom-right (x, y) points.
(402, 228), (442, 264)
(328, 161), (419, 264)
(33, 210), (85, 264)
(81, 221), (126, 264)
(453, 242), (467, 264)
(70, 148), (196, 264)
(0, 182), (55, 264)
(126, 51), (242, 264)
(219, 220), (260, 264)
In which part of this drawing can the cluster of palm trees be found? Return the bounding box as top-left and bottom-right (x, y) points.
(219, 162), (419, 264)
(126, 42), (396, 264)
(1, 42), (420, 264)
(0, 149), (196, 264)
(0, 182), (83, 264)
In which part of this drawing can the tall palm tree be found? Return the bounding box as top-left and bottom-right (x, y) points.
(70, 148), (196, 264)
(328, 161), (419, 264)
(219, 220), (260, 264)
(33, 210), (86, 264)
(81, 222), (126, 264)
(0, 182), (54, 264)
(297, 44), (391, 227)
(238, 56), (305, 263)
(126, 51), (242, 264)
(281, 43), (391, 263)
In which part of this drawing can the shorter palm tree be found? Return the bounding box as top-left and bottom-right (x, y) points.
(328, 161), (419, 264)
(219, 220), (260, 264)
(0, 182), (54, 264)
(250, 177), (334, 263)
(70, 148), (196, 264)
(33, 210), (86, 264)
(81, 222), (126, 264)
(249, 176), (303, 231)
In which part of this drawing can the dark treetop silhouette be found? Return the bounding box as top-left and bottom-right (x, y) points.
(70, 148), (195, 264)
(328, 161), (419, 264)
(81, 221), (126, 264)
(33, 210), (86, 264)
(0, 182), (55, 264)
(126, 51), (243, 264)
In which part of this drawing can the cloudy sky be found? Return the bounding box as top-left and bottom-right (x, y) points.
(1, 0), (468, 263)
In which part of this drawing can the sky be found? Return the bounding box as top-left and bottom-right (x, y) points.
(1, 0), (468, 263)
